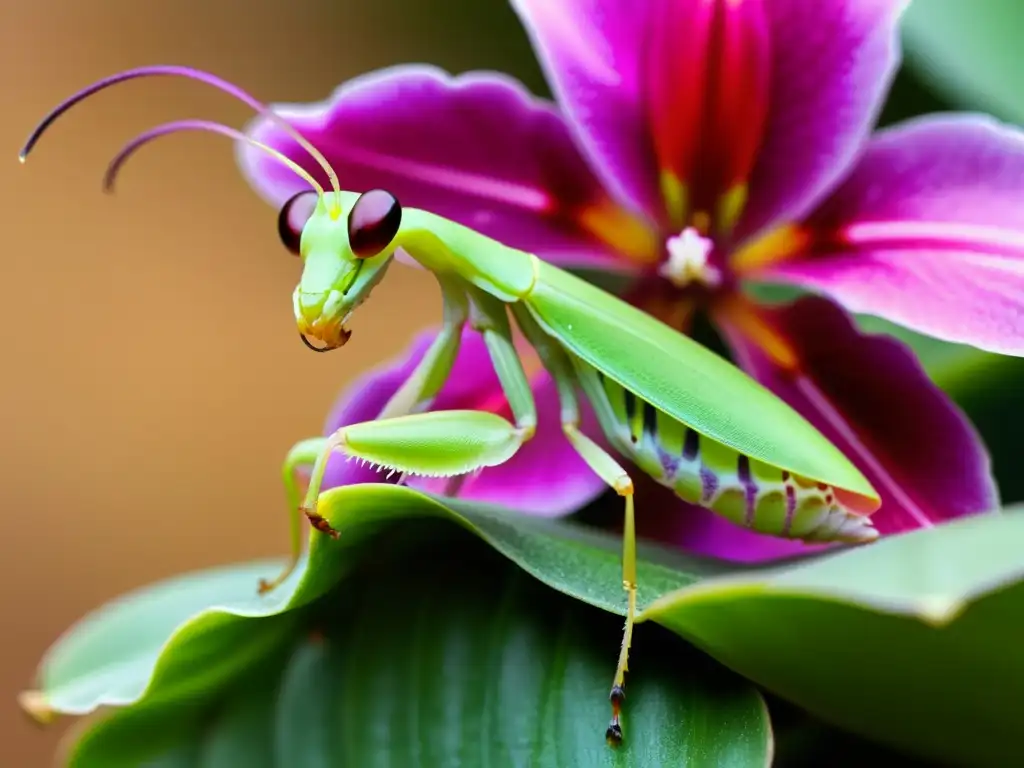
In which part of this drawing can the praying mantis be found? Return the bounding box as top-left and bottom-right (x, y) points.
(21, 66), (882, 746)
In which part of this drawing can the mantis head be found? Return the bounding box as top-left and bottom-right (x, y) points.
(278, 189), (401, 352)
(18, 65), (402, 354)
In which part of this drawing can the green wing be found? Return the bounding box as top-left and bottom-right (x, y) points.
(525, 260), (879, 506)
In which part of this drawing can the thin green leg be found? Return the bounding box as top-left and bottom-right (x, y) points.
(257, 436), (328, 594)
(377, 274), (468, 421)
(467, 287), (537, 436)
(513, 305), (636, 745)
(435, 286), (541, 498)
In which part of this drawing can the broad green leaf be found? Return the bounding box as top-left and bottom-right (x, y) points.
(643, 510), (1024, 767)
(24, 486), (1024, 766)
(66, 545), (772, 767)
(903, 0), (1024, 125)
(18, 561), (301, 720)
(22, 485), (726, 724)
(769, 696), (937, 768)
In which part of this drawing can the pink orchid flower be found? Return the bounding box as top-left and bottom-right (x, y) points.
(239, 0), (1011, 561)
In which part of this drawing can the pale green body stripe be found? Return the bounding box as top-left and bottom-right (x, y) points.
(574, 360), (877, 543)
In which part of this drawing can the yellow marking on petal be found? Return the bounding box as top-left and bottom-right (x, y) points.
(716, 183), (748, 236)
(643, 294), (697, 335)
(691, 209), (712, 237)
(713, 292), (799, 371)
(730, 224), (811, 275)
(576, 201), (661, 265)
(659, 171), (688, 230)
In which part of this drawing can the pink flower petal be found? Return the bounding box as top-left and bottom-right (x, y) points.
(510, 0), (664, 221)
(761, 114), (1024, 355)
(645, 295), (996, 563)
(705, 296), (995, 561)
(737, 0), (905, 239)
(321, 326), (607, 517)
(238, 65), (654, 271)
(512, 0), (903, 241)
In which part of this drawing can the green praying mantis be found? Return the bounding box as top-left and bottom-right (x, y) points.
(22, 66), (882, 746)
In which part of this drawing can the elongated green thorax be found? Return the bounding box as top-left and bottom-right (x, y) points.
(397, 208), (536, 303)
(524, 260), (880, 512)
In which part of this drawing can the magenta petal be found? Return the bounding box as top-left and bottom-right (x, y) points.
(321, 327), (606, 517)
(718, 296), (997, 541)
(510, 0), (663, 220)
(763, 115), (1024, 355)
(238, 65), (634, 270)
(737, 0), (904, 239)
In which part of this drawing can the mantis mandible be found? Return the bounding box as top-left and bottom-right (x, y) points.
(22, 66), (882, 746)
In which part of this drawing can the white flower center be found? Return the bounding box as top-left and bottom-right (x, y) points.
(659, 227), (722, 289)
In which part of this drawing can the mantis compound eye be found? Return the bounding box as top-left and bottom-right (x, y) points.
(277, 189), (319, 255)
(347, 189), (402, 258)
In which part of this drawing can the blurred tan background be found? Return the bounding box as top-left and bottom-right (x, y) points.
(1, 1), (542, 764)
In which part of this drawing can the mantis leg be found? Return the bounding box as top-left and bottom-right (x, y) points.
(437, 286), (540, 498)
(256, 436), (328, 594)
(296, 290), (538, 538)
(512, 305), (636, 746)
(466, 287), (537, 436)
(258, 279), (464, 595)
(377, 274), (469, 421)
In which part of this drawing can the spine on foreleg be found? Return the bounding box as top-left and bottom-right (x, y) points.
(574, 362), (877, 544)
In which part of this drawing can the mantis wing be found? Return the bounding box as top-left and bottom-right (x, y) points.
(525, 260), (879, 510)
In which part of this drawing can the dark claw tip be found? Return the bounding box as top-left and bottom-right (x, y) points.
(605, 722), (623, 746)
(305, 511), (339, 538)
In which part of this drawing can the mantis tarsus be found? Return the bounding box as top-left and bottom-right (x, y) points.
(22, 66), (882, 746)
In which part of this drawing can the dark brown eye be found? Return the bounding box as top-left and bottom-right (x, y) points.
(277, 190), (318, 255)
(347, 189), (402, 258)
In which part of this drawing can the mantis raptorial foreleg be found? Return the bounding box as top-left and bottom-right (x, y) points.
(284, 287), (539, 538)
(376, 275), (468, 421)
(512, 305), (636, 745)
(260, 283), (538, 589)
(257, 436), (328, 594)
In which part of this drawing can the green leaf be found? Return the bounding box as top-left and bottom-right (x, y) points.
(67, 544), (772, 767)
(21, 485), (726, 723)
(902, 0), (1024, 125)
(24, 486), (1024, 766)
(18, 561), (302, 721)
(769, 696), (938, 768)
(643, 510), (1024, 767)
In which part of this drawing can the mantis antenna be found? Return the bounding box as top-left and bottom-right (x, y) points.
(18, 65), (343, 216)
(102, 119), (325, 197)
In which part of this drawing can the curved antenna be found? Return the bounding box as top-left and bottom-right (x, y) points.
(19, 65), (342, 214)
(103, 119), (325, 197)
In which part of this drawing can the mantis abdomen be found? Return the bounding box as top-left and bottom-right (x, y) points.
(574, 360), (877, 544)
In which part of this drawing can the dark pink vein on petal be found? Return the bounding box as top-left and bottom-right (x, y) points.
(714, 295), (995, 534)
(794, 375), (933, 528)
(310, 139), (554, 213)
